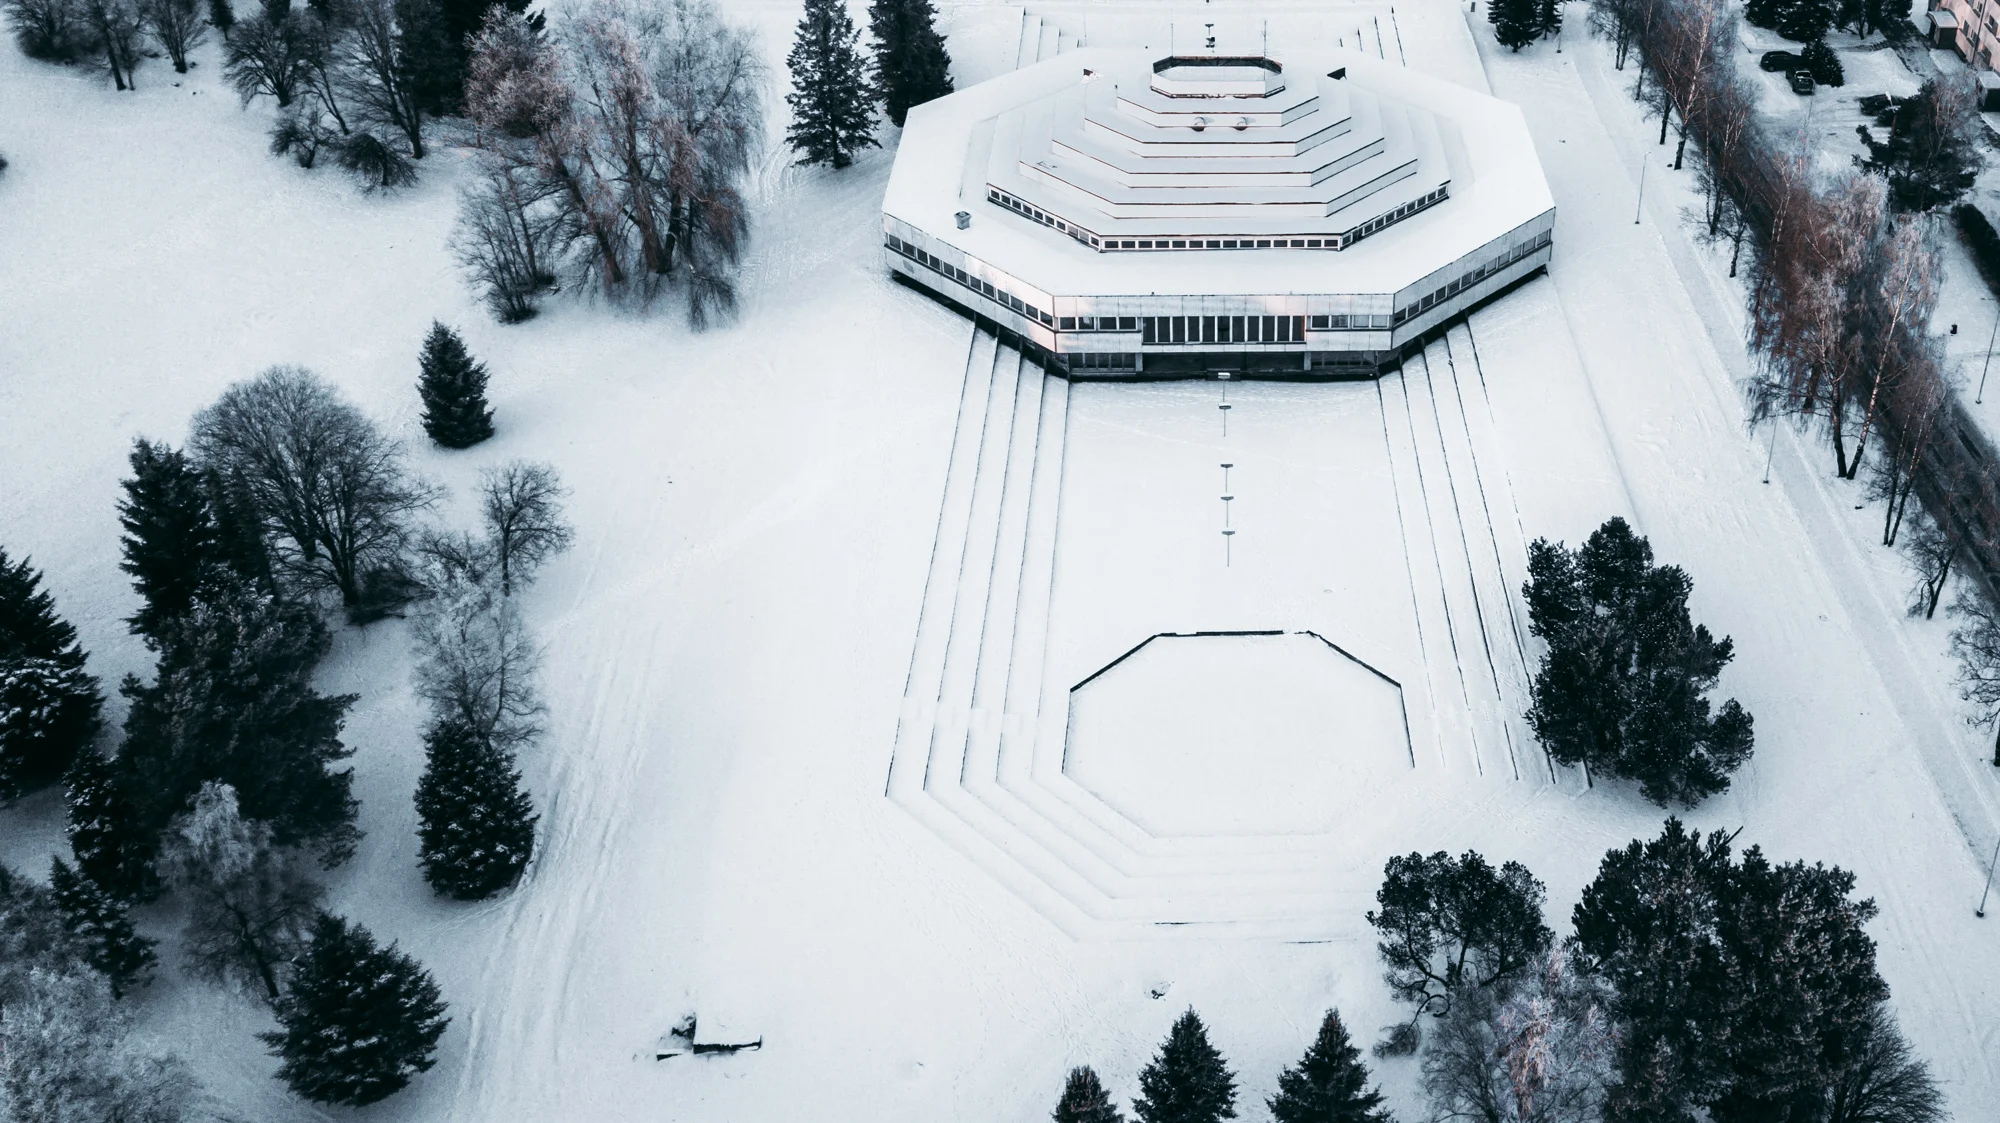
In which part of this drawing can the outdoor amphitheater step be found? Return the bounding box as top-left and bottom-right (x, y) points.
(1378, 363), (1482, 775)
(920, 344), (1028, 794)
(1016, 13), (1042, 69)
(888, 327), (1000, 802)
(1439, 324), (1559, 784)
(1410, 338), (1521, 781)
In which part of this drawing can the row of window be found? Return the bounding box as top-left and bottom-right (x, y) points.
(885, 234), (1056, 326)
(1389, 228), (1553, 326)
(1142, 315), (1309, 345)
(885, 224), (1553, 338)
(1070, 353), (1136, 369)
(983, 185), (1451, 253)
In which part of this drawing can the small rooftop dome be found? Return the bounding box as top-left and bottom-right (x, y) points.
(1150, 55), (1286, 99)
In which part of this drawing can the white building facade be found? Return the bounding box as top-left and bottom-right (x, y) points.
(881, 49), (1556, 377)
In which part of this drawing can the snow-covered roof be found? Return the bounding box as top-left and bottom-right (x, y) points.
(884, 47), (1554, 299)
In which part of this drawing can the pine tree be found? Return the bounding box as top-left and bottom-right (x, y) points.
(1523, 518), (1753, 808)
(64, 748), (159, 902)
(1268, 1011), (1391, 1123)
(118, 585), (358, 860)
(787, 0), (879, 169)
(207, 0), (233, 31)
(1800, 38), (1844, 87)
(1535, 0), (1560, 41)
(0, 547), (89, 670)
(118, 439), (220, 643)
(1745, 0), (1781, 28)
(413, 719), (537, 900)
(262, 913), (450, 1106)
(1134, 1009), (1237, 1123)
(0, 548), (101, 801)
(1054, 1065), (1125, 1123)
(1489, 0), (1540, 51)
(417, 321), (496, 449)
(868, 0), (952, 127)
(0, 656), (103, 800)
(47, 857), (156, 997)
(1572, 819), (1889, 1122)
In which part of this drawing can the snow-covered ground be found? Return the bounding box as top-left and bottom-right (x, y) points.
(3, 1), (1999, 1120)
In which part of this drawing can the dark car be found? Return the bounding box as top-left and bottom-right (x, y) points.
(1760, 49), (1801, 71)
(1788, 69), (1816, 95)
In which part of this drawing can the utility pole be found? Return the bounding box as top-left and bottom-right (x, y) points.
(1763, 422), (1777, 484)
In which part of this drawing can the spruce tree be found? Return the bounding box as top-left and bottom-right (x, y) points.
(0, 548), (102, 800)
(1489, 0), (1540, 51)
(0, 657), (103, 801)
(1573, 819), (1889, 1122)
(65, 748), (159, 902)
(1800, 38), (1844, 87)
(1134, 1009), (1237, 1123)
(1054, 1065), (1125, 1123)
(1523, 517), (1753, 807)
(869, 0), (952, 127)
(787, 0), (879, 169)
(417, 321), (495, 449)
(0, 547), (90, 670)
(48, 857), (156, 998)
(208, 0), (234, 31)
(263, 913), (450, 1106)
(118, 585), (359, 860)
(413, 719), (537, 900)
(118, 439), (220, 643)
(1268, 1010), (1391, 1123)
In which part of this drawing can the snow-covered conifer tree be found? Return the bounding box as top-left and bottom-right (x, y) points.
(868, 0), (951, 127)
(1134, 1009), (1237, 1123)
(417, 322), (496, 448)
(413, 719), (537, 899)
(263, 913), (449, 1105)
(1268, 1010), (1391, 1123)
(1054, 1065), (1125, 1123)
(64, 749), (157, 902)
(786, 0), (878, 168)
(48, 857), (156, 998)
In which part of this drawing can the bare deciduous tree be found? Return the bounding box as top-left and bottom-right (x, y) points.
(190, 365), (437, 613)
(160, 782), (323, 1003)
(338, 0), (425, 157)
(1420, 948), (1616, 1123)
(224, 11), (309, 107)
(79, 0), (144, 90)
(0, 969), (202, 1122)
(452, 159), (561, 322)
(481, 460), (573, 595)
(4, 0), (88, 60)
(1903, 506), (1966, 619)
(462, 0), (764, 324)
(1949, 585), (2000, 765)
(412, 584), (545, 751)
(139, 0), (204, 72)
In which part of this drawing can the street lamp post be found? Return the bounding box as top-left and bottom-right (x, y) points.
(1635, 161), (1648, 225)
(1979, 834), (2000, 918)
(1979, 303), (2000, 404)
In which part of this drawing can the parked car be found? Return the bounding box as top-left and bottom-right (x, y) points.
(1788, 69), (1816, 95)
(1760, 49), (1801, 71)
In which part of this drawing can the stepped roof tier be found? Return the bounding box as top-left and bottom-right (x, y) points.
(881, 47), (1555, 377)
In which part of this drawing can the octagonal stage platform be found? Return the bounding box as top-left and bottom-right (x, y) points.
(881, 48), (1554, 377)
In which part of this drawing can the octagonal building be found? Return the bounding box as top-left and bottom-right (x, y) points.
(881, 49), (1555, 377)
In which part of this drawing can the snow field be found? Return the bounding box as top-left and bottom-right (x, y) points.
(2, 0), (1998, 1121)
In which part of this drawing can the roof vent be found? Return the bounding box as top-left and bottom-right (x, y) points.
(955, 211), (970, 230)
